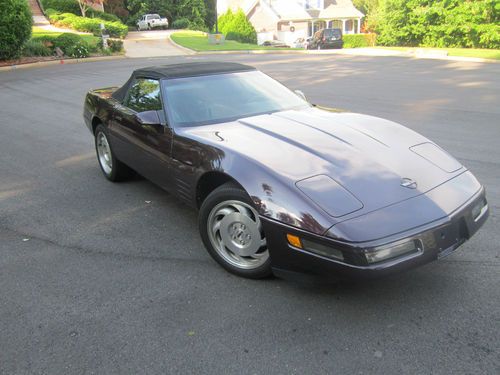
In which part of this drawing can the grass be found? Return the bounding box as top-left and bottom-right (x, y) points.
(171, 31), (298, 51)
(32, 26), (100, 47)
(374, 46), (500, 60)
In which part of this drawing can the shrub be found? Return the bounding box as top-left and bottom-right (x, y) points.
(22, 40), (52, 56)
(0, 0), (33, 59)
(87, 9), (121, 22)
(40, 0), (80, 15)
(172, 18), (190, 29)
(48, 12), (128, 38)
(54, 32), (82, 50)
(106, 38), (123, 52)
(53, 32), (89, 57)
(44, 8), (59, 17)
(343, 33), (376, 48)
(31, 34), (58, 47)
(218, 9), (256, 44)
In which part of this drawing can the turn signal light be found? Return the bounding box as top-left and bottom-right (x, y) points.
(286, 234), (302, 249)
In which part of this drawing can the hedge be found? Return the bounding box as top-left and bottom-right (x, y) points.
(172, 18), (190, 29)
(343, 33), (376, 48)
(22, 40), (52, 56)
(40, 0), (80, 15)
(0, 0), (33, 59)
(48, 12), (128, 38)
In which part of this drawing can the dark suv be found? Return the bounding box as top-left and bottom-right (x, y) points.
(309, 28), (343, 50)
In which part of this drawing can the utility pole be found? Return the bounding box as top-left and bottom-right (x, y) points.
(215, 0), (219, 33)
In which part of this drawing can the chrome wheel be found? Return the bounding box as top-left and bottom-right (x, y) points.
(96, 131), (112, 175)
(207, 200), (269, 270)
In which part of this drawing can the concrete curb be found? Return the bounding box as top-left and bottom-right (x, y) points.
(166, 38), (500, 63)
(166, 35), (199, 55)
(0, 55), (127, 72)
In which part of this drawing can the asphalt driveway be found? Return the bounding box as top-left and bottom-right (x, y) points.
(124, 30), (191, 57)
(0, 54), (499, 374)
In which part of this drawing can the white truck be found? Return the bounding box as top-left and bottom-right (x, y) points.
(136, 14), (169, 31)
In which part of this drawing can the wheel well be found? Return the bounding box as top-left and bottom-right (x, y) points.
(91, 116), (102, 134)
(196, 172), (240, 208)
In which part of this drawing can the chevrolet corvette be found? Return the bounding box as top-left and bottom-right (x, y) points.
(83, 62), (489, 280)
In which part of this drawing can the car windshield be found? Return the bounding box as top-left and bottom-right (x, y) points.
(150, 14), (160, 19)
(162, 71), (309, 127)
(324, 29), (342, 37)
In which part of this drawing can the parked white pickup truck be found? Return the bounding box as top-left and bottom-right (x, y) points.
(136, 14), (169, 31)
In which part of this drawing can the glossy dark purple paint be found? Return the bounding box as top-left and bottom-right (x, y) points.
(83, 68), (488, 280)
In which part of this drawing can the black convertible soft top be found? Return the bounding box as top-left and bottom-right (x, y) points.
(112, 62), (255, 101)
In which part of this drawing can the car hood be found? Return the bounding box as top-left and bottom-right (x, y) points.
(183, 107), (465, 220)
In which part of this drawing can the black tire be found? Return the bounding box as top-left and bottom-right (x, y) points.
(199, 182), (272, 279)
(94, 124), (132, 182)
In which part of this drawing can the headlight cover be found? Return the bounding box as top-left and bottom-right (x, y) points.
(365, 239), (423, 264)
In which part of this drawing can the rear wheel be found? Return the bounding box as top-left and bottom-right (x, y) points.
(94, 124), (132, 182)
(199, 183), (271, 279)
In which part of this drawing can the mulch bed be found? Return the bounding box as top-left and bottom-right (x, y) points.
(0, 56), (62, 67)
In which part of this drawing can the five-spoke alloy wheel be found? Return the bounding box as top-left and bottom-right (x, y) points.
(94, 124), (131, 182)
(199, 183), (271, 278)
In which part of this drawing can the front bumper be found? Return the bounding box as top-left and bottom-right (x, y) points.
(263, 188), (488, 282)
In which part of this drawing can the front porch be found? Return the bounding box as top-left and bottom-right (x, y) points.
(308, 18), (361, 36)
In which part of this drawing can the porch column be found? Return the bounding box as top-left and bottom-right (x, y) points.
(342, 19), (346, 34)
(357, 18), (361, 33)
(311, 20), (314, 36)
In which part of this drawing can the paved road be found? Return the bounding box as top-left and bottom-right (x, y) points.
(124, 30), (191, 58)
(0, 55), (499, 374)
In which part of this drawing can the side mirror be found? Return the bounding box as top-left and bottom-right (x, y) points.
(294, 89), (307, 101)
(134, 110), (161, 126)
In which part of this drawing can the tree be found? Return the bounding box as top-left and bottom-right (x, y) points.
(0, 0), (33, 60)
(374, 0), (500, 48)
(77, 0), (103, 18)
(177, 0), (207, 29)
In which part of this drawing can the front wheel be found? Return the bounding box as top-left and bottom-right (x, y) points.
(199, 183), (271, 279)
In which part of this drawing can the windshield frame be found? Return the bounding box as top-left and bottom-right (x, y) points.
(161, 71), (310, 128)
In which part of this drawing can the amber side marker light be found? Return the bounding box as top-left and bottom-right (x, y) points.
(286, 234), (302, 249)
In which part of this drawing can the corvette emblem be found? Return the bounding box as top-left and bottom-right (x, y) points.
(400, 177), (417, 189)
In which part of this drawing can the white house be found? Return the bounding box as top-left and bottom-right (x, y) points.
(218, 0), (364, 44)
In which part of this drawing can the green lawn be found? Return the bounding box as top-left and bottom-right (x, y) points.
(32, 26), (100, 47)
(375, 46), (500, 60)
(171, 31), (296, 51)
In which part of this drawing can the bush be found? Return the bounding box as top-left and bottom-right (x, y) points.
(375, 0), (500, 49)
(218, 9), (256, 44)
(54, 32), (82, 50)
(87, 9), (121, 22)
(40, 0), (80, 15)
(48, 12), (128, 38)
(44, 8), (59, 17)
(106, 38), (123, 52)
(22, 40), (53, 56)
(343, 33), (376, 48)
(53, 33), (89, 57)
(0, 0), (33, 59)
(172, 18), (190, 29)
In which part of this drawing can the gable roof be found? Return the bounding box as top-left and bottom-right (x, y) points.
(268, 0), (312, 20)
(247, 0), (312, 21)
(319, 0), (364, 18)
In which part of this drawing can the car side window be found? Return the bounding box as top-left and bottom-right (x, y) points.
(124, 78), (162, 112)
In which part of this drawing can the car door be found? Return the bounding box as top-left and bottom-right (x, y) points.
(110, 77), (175, 191)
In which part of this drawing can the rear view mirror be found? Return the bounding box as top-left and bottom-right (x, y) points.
(294, 89), (307, 101)
(135, 110), (161, 126)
